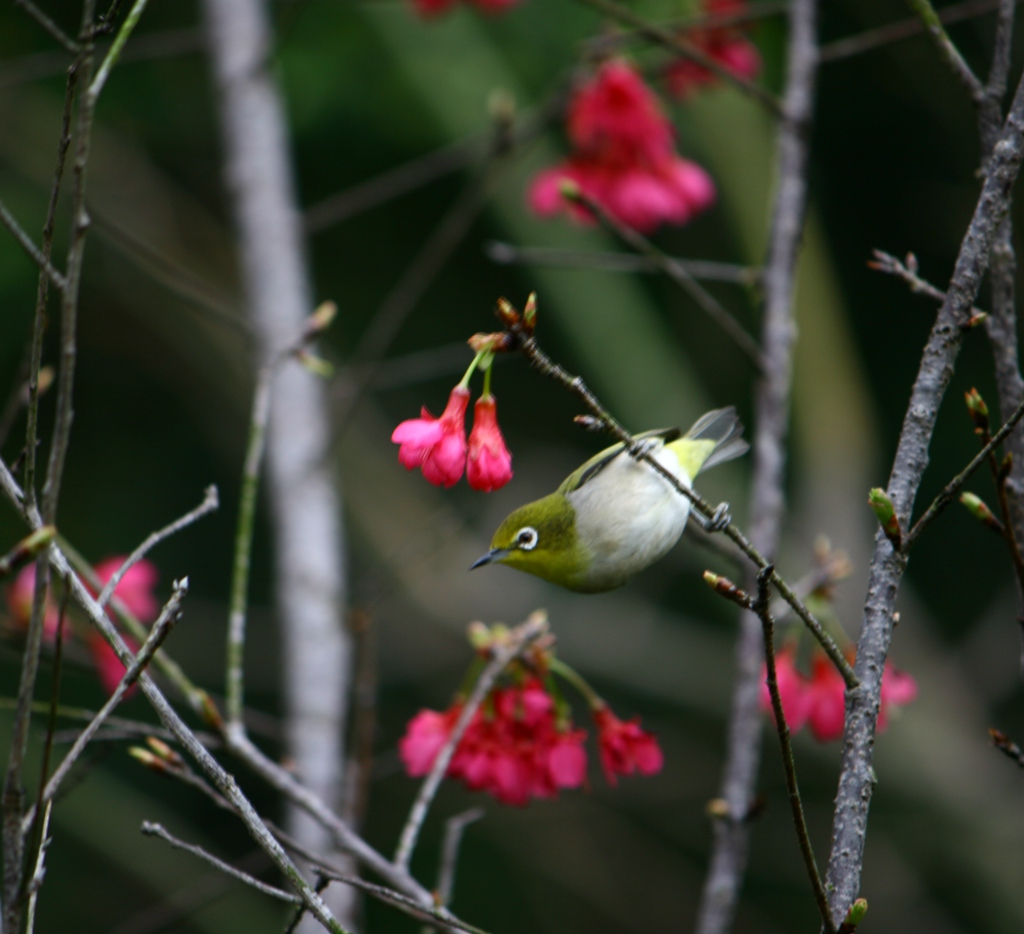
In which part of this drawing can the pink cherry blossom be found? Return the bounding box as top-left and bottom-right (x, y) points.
(665, 0), (762, 99)
(467, 395), (513, 492)
(528, 60), (716, 233)
(593, 706), (664, 786)
(5, 565), (61, 641)
(94, 557), (160, 622)
(86, 631), (137, 696)
(392, 385), (470, 488)
(759, 645), (810, 733)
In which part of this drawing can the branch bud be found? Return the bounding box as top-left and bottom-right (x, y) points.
(959, 492), (1004, 533)
(197, 689), (224, 730)
(0, 525), (56, 579)
(495, 297), (520, 328)
(964, 387), (989, 433)
(304, 300), (337, 337)
(128, 747), (167, 772)
(702, 571), (751, 607)
(295, 349), (334, 379)
(868, 488), (902, 550)
(705, 797), (730, 819)
(146, 736), (184, 768)
(999, 452), (1013, 483)
(522, 291), (537, 334)
(839, 898), (868, 933)
(961, 310), (988, 330)
(468, 331), (514, 354)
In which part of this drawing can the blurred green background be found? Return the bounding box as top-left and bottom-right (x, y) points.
(2, 0), (1024, 931)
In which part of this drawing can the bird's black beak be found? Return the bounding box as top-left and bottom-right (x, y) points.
(470, 548), (507, 570)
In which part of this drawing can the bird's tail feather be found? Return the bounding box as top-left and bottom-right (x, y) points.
(681, 407), (748, 474)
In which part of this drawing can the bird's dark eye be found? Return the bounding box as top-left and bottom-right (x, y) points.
(515, 526), (539, 551)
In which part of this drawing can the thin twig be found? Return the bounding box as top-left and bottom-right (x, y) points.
(141, 822), (301, 904)
(271, 824), (488, 934)
(574, 0), (783, 116)
(0, 459), (352, 933)
(820, 0), (1014, 65)
(393, 612), (549, 871)
(97, 486), (218, 610)
(22, 581), (188, 835)
(697, 0), (820, 925)
(436, 808), (484, 907)
(561, 189), (765, 370)
(0, 201), (68, 293)
(486, 241), (762, 285)
(13, 0), (80, 53)
(225, 366), (272, 734)
(904, 396), (1024, 547)
(22, 801), (51, 934)
(905, 0), (985, 101)
(869, 249), (986, 316)
(753, 567), (837, 933)
(86, 0), (152, 103)
(304, 137), (482, 233)
(510, 328), (858, 687)
(825, 61), (1024, 921)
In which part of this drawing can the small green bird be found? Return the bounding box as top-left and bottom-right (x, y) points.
(471, 408), (747, 593)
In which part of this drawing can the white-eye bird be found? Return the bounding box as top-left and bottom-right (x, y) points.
(471, 407), (747, 593)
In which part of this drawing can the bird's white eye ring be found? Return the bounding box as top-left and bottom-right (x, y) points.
(515, 526), (539, 551)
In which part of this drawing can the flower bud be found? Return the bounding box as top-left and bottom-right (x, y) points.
(128, 747), (167, 772)
(305, 300), (337, 336)
(961, 310), (988, 330)
(467, 620), (491, 650)
(522, 292), (537, 334)
(868, 488), (902, 550)
(839, 897), (868, 932)
(495, 297), (520, 328)
(146, 737), (184, 767)
(702, 570), (751, 607)
(468, 332), (513, 354)
(965, 387), (989, 433)
(959, 492), (1004, 532)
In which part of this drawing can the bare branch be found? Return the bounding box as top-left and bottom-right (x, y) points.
(23, 581), (189, 834)
(141, 822), (301, 905)
(561, 188), (765, 370)
(869, 249), (986, 318)
(486, 241), (762, 285)
(825, 63), (1024, 921)
(905, 0), (985, 101)
(97, 486), (218, 610)
(86, 0), (152, 103)
(13, 0), (80, 54)
(436, 808), (484, 908)
(394, 612), (549, 871)
(0, 200), (68, 292)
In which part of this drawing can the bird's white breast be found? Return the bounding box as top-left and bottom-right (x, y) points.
(566, 445), (692, 590)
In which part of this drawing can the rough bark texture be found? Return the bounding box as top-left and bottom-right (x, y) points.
(824, 68), (1024, 921)
(202, 1), (355, 927)
(695, 1), (818, 930)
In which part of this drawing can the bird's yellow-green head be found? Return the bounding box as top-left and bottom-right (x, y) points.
(471, 493), (591, 590)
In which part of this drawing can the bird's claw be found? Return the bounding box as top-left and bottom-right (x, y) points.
(700, 502), (731, 532)
(628, 438), (659, 460)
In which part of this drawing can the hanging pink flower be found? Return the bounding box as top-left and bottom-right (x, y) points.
(86, 630), (138, 696)
(467, 395), (513, 492)
(666, 0), (762, 99)
(805, 653), (847, 742)
(93, 557), (160, 622)
(528, 60), (716, 233)
(392, 385), (470, 488)
(593, 706), (664, 786)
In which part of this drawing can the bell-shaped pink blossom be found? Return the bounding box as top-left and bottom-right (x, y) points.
(94, 557), (160, 622)
(878, 662), (918, 730)
(594, 706), (663, 786)
(399, 706), (461, 776)
(86, 631), (138, 696)
(467, 395), (513, 492)
(392, 386), (470, 488)
(528, 60), (716, 233)
(665, 0), (762, 99)
(805, 654), (847, 742)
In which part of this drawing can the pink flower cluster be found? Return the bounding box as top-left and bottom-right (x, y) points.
(761, 647), (918, 743)
(529, 60), (715, 233)
(666, 0), (762, 99)
(5, 557), (160, 695)
(411, 0), (519, 19)
(399, 678), (662, 806)
(392, 386), (513, 491)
